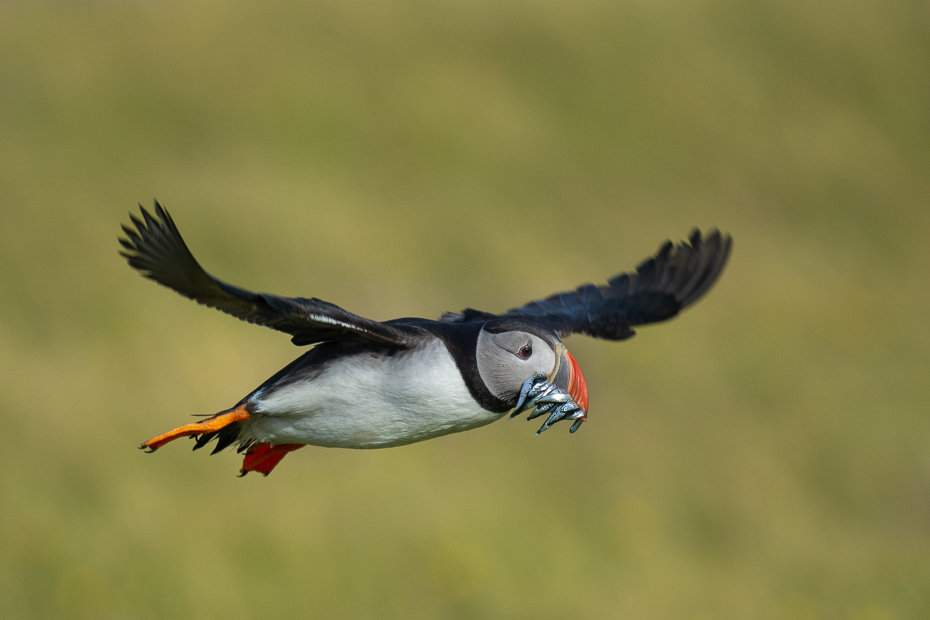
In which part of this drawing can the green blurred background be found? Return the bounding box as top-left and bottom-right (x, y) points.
(1, 0), (929, 618)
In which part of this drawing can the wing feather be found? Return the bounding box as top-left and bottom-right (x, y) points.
(119, 202), (411, 347)
(504, 229), (732, 339)
(440, 229), (732, 341)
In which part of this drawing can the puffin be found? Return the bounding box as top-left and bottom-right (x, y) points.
(119, 203), (732, 476)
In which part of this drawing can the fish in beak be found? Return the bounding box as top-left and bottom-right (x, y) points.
(511, 345), (589, 435)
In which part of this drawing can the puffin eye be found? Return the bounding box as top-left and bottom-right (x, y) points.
(517, 342), (533, 360)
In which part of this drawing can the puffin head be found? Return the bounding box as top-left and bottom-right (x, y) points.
(476, 318), (589, 414)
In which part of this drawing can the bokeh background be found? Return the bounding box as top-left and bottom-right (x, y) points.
(2, 1), (929, 618)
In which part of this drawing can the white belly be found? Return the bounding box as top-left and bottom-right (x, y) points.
(247, 339), (504, 448)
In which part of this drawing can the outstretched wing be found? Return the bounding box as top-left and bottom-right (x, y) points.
(441, 229), (732, 340)
(119, 202), (411, 347)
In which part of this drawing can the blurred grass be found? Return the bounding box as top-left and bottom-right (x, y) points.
(1, 0), (929, 618)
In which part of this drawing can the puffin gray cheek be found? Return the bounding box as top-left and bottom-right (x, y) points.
(475, 331), (556, 403)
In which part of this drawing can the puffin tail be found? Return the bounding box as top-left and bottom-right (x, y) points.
(140, 403), (305, 476)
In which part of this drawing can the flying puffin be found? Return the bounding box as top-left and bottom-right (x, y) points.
(119, 203), (732, 476)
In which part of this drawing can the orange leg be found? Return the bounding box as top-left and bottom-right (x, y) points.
(140, 404), (250, 452)
(239, 443), (305, 477)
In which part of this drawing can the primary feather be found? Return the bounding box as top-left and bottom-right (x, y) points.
(441, 229), (732, 340)
(119, 202), (411, 347)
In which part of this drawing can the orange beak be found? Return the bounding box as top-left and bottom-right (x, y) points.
(554, 347), (588, 416)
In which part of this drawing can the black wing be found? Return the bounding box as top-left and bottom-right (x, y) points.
(442, 229), (732, 340)
(119, 202), (411, 347)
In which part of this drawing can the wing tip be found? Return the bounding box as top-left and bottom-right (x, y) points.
(674, 227), (732, 308)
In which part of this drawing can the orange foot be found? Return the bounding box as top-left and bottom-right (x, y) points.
(239, 443), (305, 477)
(140, 404), (251, 452)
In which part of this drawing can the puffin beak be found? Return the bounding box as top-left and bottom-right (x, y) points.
(553, 347), (589, 416)
(512, 345), (589, 434)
